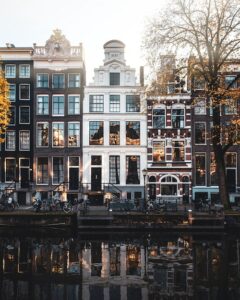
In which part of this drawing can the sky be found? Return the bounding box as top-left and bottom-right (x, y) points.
(1, 0), (166, 84)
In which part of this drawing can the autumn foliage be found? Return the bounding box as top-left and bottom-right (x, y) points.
(0, 70), (10, 143)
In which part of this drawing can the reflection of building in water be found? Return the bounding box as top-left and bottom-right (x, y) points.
(0, 236), (196, 300)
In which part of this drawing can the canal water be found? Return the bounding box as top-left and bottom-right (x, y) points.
(0, 230), (239, 300)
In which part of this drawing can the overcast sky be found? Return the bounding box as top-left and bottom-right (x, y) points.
(1, 0), (165, 83)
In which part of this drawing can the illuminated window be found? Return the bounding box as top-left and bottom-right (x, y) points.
(153, 141), (165, 162)
(89, 121), (104, 145)
(52, 122), (64, 147)
(36, 123), (49, 147)
(195, 154), (206, 185)
(68, 122), (80, 147)
(172, 141), (184, 161)
(109, 121), (120, 145)
(126, 121), (140, 145)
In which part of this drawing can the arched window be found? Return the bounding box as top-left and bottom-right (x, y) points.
(160, 176), (178, 195)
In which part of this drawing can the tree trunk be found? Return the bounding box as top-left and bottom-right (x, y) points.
(214, 146), (230, 209)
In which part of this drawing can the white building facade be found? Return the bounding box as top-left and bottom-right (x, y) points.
(83, 40), (147, 205)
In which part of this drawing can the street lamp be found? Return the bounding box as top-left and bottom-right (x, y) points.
(142, 169), (148, 210)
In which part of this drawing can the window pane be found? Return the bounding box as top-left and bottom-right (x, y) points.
(6, 159), (16, 181)
(109, 95), (120, 112)
(9, 84), (16, 101)
(153, 141), (165, 162)
(19, 65), (30, 78)
(89, 95), (104, 112)
(19, 107), (30, 123)
(89, 121), (104, 145)
(5, 65), (16, 78)
(153, 109), (165, 128)
(69, 157), (79, 167)
(52, 96), (64, 115)
(126, 156), (140, 184)
(53, 157), (64, 184)
(5, 131), (15, 150)
(37, 95), (49, 115)
(68, 73), (80, 88)
(68, 123), (80, 147)
(68, 95), (80, 114)
(110, 73), (120, 85)
(195, 154), (206, 185)
(194, 98), (206, 115)
(37, 123), (49, 147)
(126, 121), (140, 145)
(53, 74), (65, 88)
(52, 123), (64, 147)
(172, 109), (184, 128)
(37, 73), (49, 88)
(9, 106), (15, 125)
(225, 153), (236, 167)
(195, 123), (206, 144)
(210, 153), (218, 185)
(109, 121), (120, 145)
(37, 157), (48, 184)
(172, 141), (184, 161)
(19, 84), (30, 100)
(126, 95), (140, 112)
(109, 156), (120, 184)
(19, 131), (30, 150)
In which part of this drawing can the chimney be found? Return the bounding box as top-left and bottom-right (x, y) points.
(140, 66), (144, 87)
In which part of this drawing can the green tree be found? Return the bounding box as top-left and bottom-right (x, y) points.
(143, 0), (240, 208)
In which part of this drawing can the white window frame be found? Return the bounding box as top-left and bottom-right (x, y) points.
(52, 156), (64, 185)
(19, 106), (30, 124)
(19, 130), (30, 151)
(52, 122), (65, 148)
(5, 130), (16, 151)
(9, 84), (16, 102)
(19, 84), (30, 100)
(52, 95), (64, 116)
(5, 64), (16, 78)
(68, 94), (80, 115)
(36, 95), (49, 115)
(36, 122), (49, 147)
(36, 73), (49, 88)
(19, 64), (30, 78)
(68, 122), (80, 147)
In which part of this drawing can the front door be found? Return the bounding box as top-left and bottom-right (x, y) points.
(20, 168), (29, 188)
(91, 168), (101, 191)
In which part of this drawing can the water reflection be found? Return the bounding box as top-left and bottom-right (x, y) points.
(0, 232), (239, 299)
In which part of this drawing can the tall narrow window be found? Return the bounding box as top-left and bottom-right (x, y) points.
(126, 121), (140, 145)
(194, 98), (206, 115)
(52, 74), (65, 88)
(36, 123), (49, 147)
(89, 121), (104, 145)
(68, 73), (80, 88)
(9, 84), (16, 101)
(172, 109), (184, 128)
(68, 95), (80, 114)
(19, 84), (30, 100)
(109, 121), (120, 145)
(52, 157), (64, 184)
(225, 153), (237, 193)
(19, 131), (30, 150)
(37, 95), (49, 115)
(172, 141), (184, 161)
(109, 95), (120, 112)
(68, 122), (80, 147)
(5, 131), (15, 150)
(109, 156), (120, 184)
(9, 106), (16, 125)
(69, 157), (80, 190)
(153, 108), (165, 128)
(37, 157), (48, 184)
(36, 73), (49, 88)
(153, 141), (165, 162)
(210, 153), (218, 185)
(195, 123), (206, 144)
(5, 158), (16, 182)
(195, 154), (206, 185)
(52, 95), (64, 116)
(126, 156), (140, 184)
(19, 106), (30, 124)
(52, 123), (64, 147)
(126, 95), (140, 112)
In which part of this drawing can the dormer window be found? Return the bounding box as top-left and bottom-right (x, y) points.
(110, 72), (120, 85)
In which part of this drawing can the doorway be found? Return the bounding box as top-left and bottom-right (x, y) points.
(91, 168), (102, 191)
